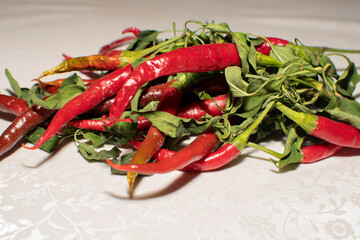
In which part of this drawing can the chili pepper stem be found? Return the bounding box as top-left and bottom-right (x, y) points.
(306, 46), (360, 54)
(125, 34), (184, 65)
(38, 35), (184, 79)
(275, 102), (317, 133)
(232, 101), (275, 150)
(256, 53), (283, 67)
(247, 142), (283, 159)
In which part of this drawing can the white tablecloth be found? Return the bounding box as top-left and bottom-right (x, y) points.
(1, 0), (360, 239)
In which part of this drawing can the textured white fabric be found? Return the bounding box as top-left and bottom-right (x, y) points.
(1, 0), (360, 239)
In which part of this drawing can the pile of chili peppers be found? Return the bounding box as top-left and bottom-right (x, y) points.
(1, 21), (360, 191)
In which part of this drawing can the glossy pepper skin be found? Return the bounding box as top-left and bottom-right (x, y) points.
(130, 141), (240, 172)
(311, 116), (360, 148)
(0, 106), (55, 157)
(67, 93), (228, 132)
(254, 37), (289, 56)
(107, 43), (241, 125)
(131, 140), (343, 170)
(301, 142), (343, 163)
(106, 132), (219, 174)
(27, 64), (133, 150)
(126, 85), (183, 190)
(276, 102), (360, 148)
(0, 94), (29, 116)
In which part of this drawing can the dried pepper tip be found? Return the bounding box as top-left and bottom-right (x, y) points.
(38, 55), (121, 79)
(127, 172), (138, 192)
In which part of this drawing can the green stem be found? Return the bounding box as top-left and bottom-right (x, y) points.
(232, 101), (275, 149)
(247, 142), (283, 159)
(275, 102), (317, 133)
(256, 53), (284, 67)
(307, 46), (360, 54)
(119, 34), (184, 66)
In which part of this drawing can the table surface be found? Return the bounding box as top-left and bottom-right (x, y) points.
(1, 0), (360, 239)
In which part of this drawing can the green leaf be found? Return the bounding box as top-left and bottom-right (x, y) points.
(104, 119), (138, 145)
(141, 111), (210, 138)
(109, 152), (135, 175)
(231, 32), (250, 74)
(205, 22), (231, 33)
(5, 69), (22, 98)
(336, 61), (359, 98)
(59, 73), (85, 90)
(324, 96), (360, 129)
(269, 45), (298, 63)
(25, 127), (61, 153)
(225, 66), (249, 97)
(276, 128), (304, 168)
(76, 142), (121, 161)
(80, 131), (106, 148)
(30, 74), (85, 110)
(126, 30), (160, 51)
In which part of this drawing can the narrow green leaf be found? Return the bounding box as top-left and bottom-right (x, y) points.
(109, 152), (135, 175)
(141, 111), (209, 138)
(126, 30), (160, 51)
(276, 128), (304, 168)
(324, 96), (360, 129)
(80, 131), (106, 148)
(104, 120), (138, 145)
(336, 61), (359, 98)
(77, 142), (121, 161)
(5, 69), (23, 98)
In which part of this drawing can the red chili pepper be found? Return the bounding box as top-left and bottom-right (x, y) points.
(130, 140), (343, 169)
(301, 142), (343, 163)
(35, 78), (97, 93)
(89, 77), (227, 114)
(61, 54), (103, 79)
(106, 131), (219, 174)
(276, 102), (360, 148)
(0, 94), (29, 116)
(254, 37), (289, 56)
(106, 101), (275, 174)
(177, 94), (228, 119)
(137, 80), (176, 108)
(128, 140), (239, 172)
(26, 64), (133, 150)
(67, 116), (151, 132)
(99, 27), (140, 56)
(107, 43), (241, 125)
(39, 35), (182, 79)
(126, 85), (183, 190)
(39, 54), (123, 79)
(0, 105), (55, 157)
(67, 93), (228, 131)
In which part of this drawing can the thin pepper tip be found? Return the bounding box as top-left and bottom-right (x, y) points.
(22, 143), (40, 150)
(127, 172), (138, 192)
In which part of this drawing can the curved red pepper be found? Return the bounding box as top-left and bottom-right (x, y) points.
(67, 93), (228, 132)
(107, 43), (241, 125)
(27, 64), (133, 150)
(99, 27), (140, 56)
(126, 85), (183, 190)
(301, 142), (343, 163)
(129, 141), (240, 172)
(311, 116), (360, 148)
(254, 37), (289, 56)
(177, 94), (228, 119)
(106, 132), (219, 174)
(0, 94), (29, 116)
(0, 106), (55, 157)
(276, 102), (360, 148)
